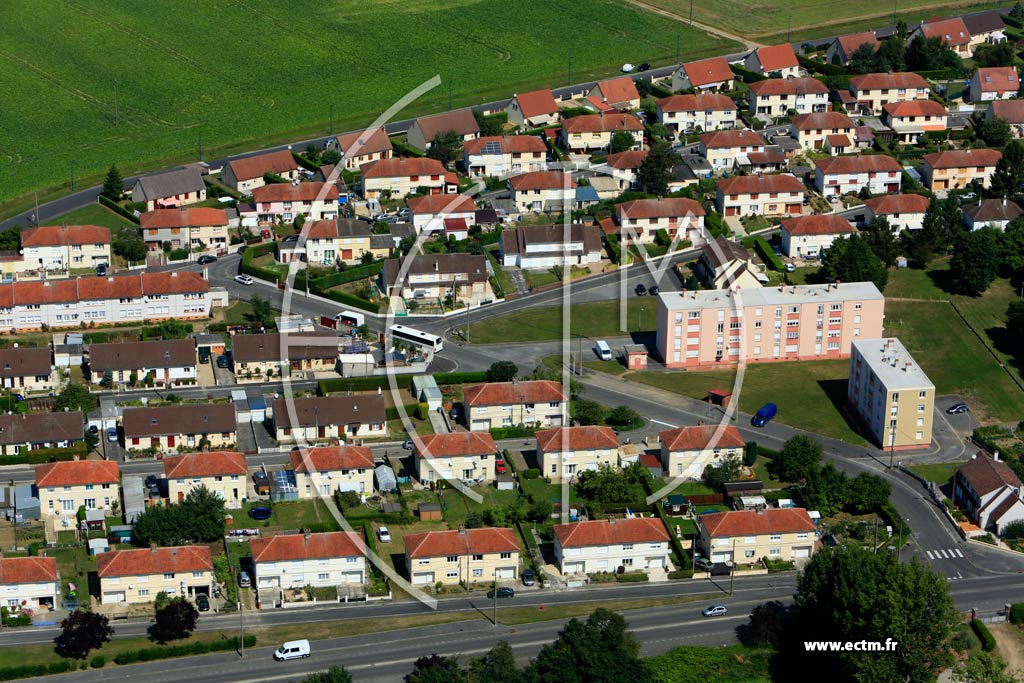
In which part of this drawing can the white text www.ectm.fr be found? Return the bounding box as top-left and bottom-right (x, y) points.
(804, 639), (898, 652)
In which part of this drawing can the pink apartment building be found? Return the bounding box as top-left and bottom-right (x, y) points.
(656, 282), (885, 369)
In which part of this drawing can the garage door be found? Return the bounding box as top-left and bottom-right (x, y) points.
(103, 592), (125, 604)
(792, 546), (811, 558)
(711, 552), (732, 564)
(412, 572), (434, 585)
(341, 572), (363, 584)
(471, 420), (490, 431)
(563, 562), (584, 574)
(495, 567), (516, 580)
(647, 557), (663, 568)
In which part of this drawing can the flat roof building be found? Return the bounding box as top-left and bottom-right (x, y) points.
(848, 338), (934, 450)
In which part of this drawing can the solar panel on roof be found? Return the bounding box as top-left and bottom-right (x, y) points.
(483, 140), (503, 155)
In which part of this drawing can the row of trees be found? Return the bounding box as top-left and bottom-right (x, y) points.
(845, 22), (964, 75)
(131, 485), (227, 546)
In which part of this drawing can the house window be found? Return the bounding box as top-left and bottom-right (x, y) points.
(192, 571), (203, 578)
(417, 559), (430, 566)
(769, 548), (781, 556)
(500, 552), (512, 559)
(472, 554), (483, 561)
(446, 555), (457, 563)
(622, 543), (634, 550)
(744, 550), (756, 558)
(163, 573), (175, 580)
(622, 558), (633, 567)
(918, 390), (927, 398)
(138, 589), (150, 597)
(472, 568), (483, 577)
(446, 570), (459, 578)
(769, 534), (782, 541)
(918, 404), (925, 413)
(317, 573), (330, 581)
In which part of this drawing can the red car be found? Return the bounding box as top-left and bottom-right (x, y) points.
(495, 459), (507, 474)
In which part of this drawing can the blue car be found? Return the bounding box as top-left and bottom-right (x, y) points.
(106, 427), (118, 443)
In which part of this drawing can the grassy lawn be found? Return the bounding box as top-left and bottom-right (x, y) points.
(50, 544), (94, 608)
(627, 358), (867, 445)
(0, 1), (738, 219)
(907, 461), (964, 485)
(524, 269), (561, 290)
(237, 499), (337, 536)
(884, 262), (951, 300)
(584, 360), (627, 376)
(484, 250), (514, 299)
(520, 478), (578, 506)
(672, 481), (715, 496)
(468, 299), (658, 344)
(443, 485), (522, 529)
(52, 202), (138, 231)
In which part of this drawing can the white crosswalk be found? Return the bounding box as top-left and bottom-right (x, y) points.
(925, 548), (965, 560)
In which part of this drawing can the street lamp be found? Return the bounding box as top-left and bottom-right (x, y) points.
(69, 160), (76, 192)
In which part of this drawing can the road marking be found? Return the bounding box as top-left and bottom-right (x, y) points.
(954, 548), (964, 558)
(649, 419), (678, 428)
(926, 550), (935, 560)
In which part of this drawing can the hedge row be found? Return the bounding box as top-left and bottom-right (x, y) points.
(385, 403), (421, 421)
(297, 260), (384, 290)
(668, 569), (694, 579)
(971, 619), (996, 652)
(292, 152), (321, 172)
(319, 375), (411, 394)
(240, 241), (282, 283)
(616, 571), (649, 583)
(797, 55), (847, 76)
(319, 287), (379, 313)
(113, 635), (256, 665)
(434, 371), (487, 385)
(0, 443), (88, 466)
(729, 64), (768, 83)
(749, 235), (783, 271)
(0, 661), (75, 681)
(98, 196), (141, 224)
(489, 426), (538, 439)
(914, 68), (964, 80)
(604, 234), (623, 265)
(1010, 602), (1024, 624)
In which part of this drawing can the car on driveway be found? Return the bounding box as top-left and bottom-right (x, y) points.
(377, 526), (391, 543)
(106, 427), (118, 443)
(522, 568), (536, 586)
(234, 274), (254, 285)
(216, 354), (231, 369)
(283, 234), (299, 242)
(495, 459), (507, 474)
(702, 604), (728, 617)
(693, 557), (714, 572)
(637, 62), (650, 72)
(635, 283), (647, 296)
(946, 403), (969, 415)
(195, 594), (210, 612)
(649, 285), (660, 296)
(402, 440), (414, 450)
(197, 255), (217, 265)
(95, 263), (107, 277)
(487, 587), (515, 599)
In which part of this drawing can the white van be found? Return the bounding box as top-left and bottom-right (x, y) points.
(593, 340), (612, 361)
(274, 640), (310, 661)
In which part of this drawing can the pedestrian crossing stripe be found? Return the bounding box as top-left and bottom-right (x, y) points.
(925, 548), (965, 560)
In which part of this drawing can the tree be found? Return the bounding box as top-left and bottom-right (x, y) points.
(486, 360), (518, 382)
(795, 546), (958, 683)
(571, 399), (606, 426)
(999, 217), (1024, 272)
(55, 383), (97, 415)
(321, 149), (342, 166)
(954, 651), (1019, 683)
(950, 228), (1000, 295)
(54, 610), (114, 659)
(525, 608), (650, 683)
(248, 294), (274, 328)
(609, 130), (636, 155)
(702, 454), (743, 492)
(101, 165), (124, 201)
(821, 233), (888, 291)
(906, 35), (962, 72)
(302, 667), (354, 683)
(154, 318), (190, 339)
(474, 110), (503, 137)
(407, 654), (467, 683)
(468, 640), (518, 683)
(847, 42), (879, 74)
(1007, 299), (1024, 339)
(991, 139), (1024, 199)
(802, 463), (849, 517)
(975, 116), (1012, 147)
(150, 597), (199, 642)
(1013, 1), (1024, 21)
(427, 129), (463, 167)
(770, 435), (823, 484)
(0, 225), (20, 252)
(906, 195), (961, 265)
(738, 600), (792, 648)
(575, 464), (649, 506)
(637, 142), (679, 196)
(605, 405), (640, 428)
(973, 41), (1017, 68)
(113, 227), (147, 263)
(860, 215), (900, 267)
(132, 484), (227, 546)
(874, 36), (907, 72)
(844, 472), (892, 513)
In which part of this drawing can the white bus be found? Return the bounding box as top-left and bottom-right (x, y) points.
(389, 324), (444, 353)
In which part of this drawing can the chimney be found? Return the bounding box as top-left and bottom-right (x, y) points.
(171, 271), (177, 278)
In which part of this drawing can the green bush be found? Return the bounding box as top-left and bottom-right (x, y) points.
(750, 235), (783, 271)
(1010, 602), (1024, 624)
(604, 234), (623, 264)
(89, 656), (105, 669)
(434, 371), (488, 385)
(0, 607), (31, 627)
(319, 375), (411, 395)
(0, 661), (76, 680)
(616, 571), (649, 583)
(667, 569), (694, 579)
(168, 248), (189, 261)
(385, 403), (420, 421)
(797, 54), (847, 75)
(318, 287), (378, 313)
(292, 151), (320, 171)
(489, 426), (537, 439)
(729, 64), (768, 83)
(971, 619), (996, 652)
(240, 241), (283, 283)
(295, 260), (384, 290)
(97, 196), (141, 224)
(521, 468), (541, 480)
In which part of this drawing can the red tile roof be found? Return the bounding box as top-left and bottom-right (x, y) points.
(508, 170), (575, 191)
(616, 197), (705, 220)
(513, 89), (560, 119)
(140, 207), (229, 229)
(790, 112), (856, 131)
(463, 380), (566, 406)
(815, 154), (901, 174)
(957, 452), (1022, 495)
(659, 425), (745, 451)
(975, 66), (1019, 93)
(336, 128), (393, 157)
(406, 194), (476, 215)
(700, 130), (766, 149)
(825, 134), (853, 149)
(554, 517), (669, 548)
(97, 546), (212, 577)
(717, 174), (805, 195)
(464, 135), (547, 155)
(414, 109), (481, 141)
(849, 72), (930, 92)
(920, 18), (971, 46)
(413, 432), (497, 458)
(990, 99), (1024, 123)
(0, 556), (57, 584)
(89, 339), (196, 372)
(883, 100), (948, 117)
(404, 527), (519, 558)
(656, 93), (736, 113)
(561, 112), (644, 134)
(700, 508), (816, 537)
(923, 148), (1001, 169)
(863, 194), (931, 215)
(535, 426), (618, 452)
(605, 150), (648, 170)
(584, 95), (614, 113)
(752, 44), (799, 72)
(251, 531), (364, 563)
(304, 219), (339, 239)
(251, 182), (338, 203)
(21, 225), (110, 247)
(593, 77), (640, 106)
(781, 214), (855, 236)
(290, 445), (375, 473)
(226, 150), (297, 182)
(361, 157), (446, 180)
(835, 32), (879, 59)
(747, 78), (829, 96)
(35, 460), (119, 487)
(444, 218), (469, 234)
(164, 451), (247, 479)
(682, 57), (733, 88)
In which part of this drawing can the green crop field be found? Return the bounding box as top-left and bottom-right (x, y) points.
(0, 0), (738, 217)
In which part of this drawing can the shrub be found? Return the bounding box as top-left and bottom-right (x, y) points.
(168, 248), (189, 261)
(667, 569), (694, 579)
(1009, 602), (1024, 624)
(616, 571), (649, 583)
(971, 619), (996, 652)
(489, 426), (538, 439)
(97, 196), (141, 224)
(89, 656), (105, 669)
(433, 371), (488, 385)
(750, 235), (784, 271)
(521, 468), (541, 480)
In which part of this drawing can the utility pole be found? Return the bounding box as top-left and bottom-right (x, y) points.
(676, 34), (681, 64)
(689, 0), (694, 28)
(69, 160), (76, 192)
(238, 596), (244, 657)
(576, 334), (583, 376)
(448, 80), (453, 110)
(729, 538), (736, 595)
(889, 430), (896, 469)
(567, 57), (572, 88)
(329, 103), (334, 135)
(492, 571), (498, 626)
(787, 16), (791, 43)
(114, 80), (119, 128)
(198, 130), (203, 162)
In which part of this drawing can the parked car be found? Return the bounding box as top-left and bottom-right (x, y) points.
(495, 459), (508, 474)
(234, 274), (254, 285)
(274, 640), (310, 661)
(702, 604), (728, 617)
(377, 526), (391, 543)
(693, 557), (714, 572)
(106, 427), (118, 443)
(635, 283), (647, 296)
(144, 474), (159, 488)
(261, 229), (273, 239)
(396, 208), (412, 218)
(621, 63), (636, 73)
(960, 192), (977, 202)
(637, 62), (651, 72)
(199, 348), (211, 364)
(751, 402), (777, 428)
(522, 569), (536, 586)
(946, 403), (969, 415)
(216, 354), (230, 369)
(197, 255), (217, 265)
(95, 263), (107, 277)
(402, 440), (414, 450)
(195, 594), (210, 612)
(785, 263), (796, 273)
(282, 234), (299, 242)
(648, 285), (660, 296)
(487, 587), (515, 599)
(238, 571), (251, 588)
(236, 245), (247, 255)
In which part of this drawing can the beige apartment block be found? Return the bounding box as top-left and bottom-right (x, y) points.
(97, 546), (213, 605)
(164, 451), (248, 508)
(659, 425), (746, 480)
(554, 518), (671, 575)
(290, 445), (376, 498)
(413, 432), (498, 484)
(36, 460), (120, 519)
(847, 72), (931, 115)
(463, 380), (567, 431)
(921, 149), (1001, 192)
(404, 528), (520, 586)
(251, 531), (367, 590)
(698, 508), (817, 565)
(0, 557), (59, 610)
(535, 426), (619, 482)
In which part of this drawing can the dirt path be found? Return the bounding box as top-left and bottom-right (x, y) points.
(990, 623), (1024, 679)
(622, 0), (763, 50)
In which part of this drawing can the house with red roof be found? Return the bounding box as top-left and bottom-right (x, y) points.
(882, 100), (948, 143)
(508, 170), (576, 213)
(559, 112), (644, 153)
(332, 128), (393, 171)
(406, 109), (480, 152)
(463, 380), (567, 431)
(788, 112), (856, 151)
(656, 93), (737, 134)
(863, 194), (931, 232)
(361, 157), (450, 200)
(164, 451), (247, 508)
(404, 527), (520, 586)
(35, 460), (120, 519)
(382, 252), (492, 305)
(698, 130), (767, 171)
(921, 148), (1002, 192)
(969, 66), (1019, 102)
(953, 452), (1024, 535)
(251, 182), (339, 223)
(98, 546), (213, 604)
(221, 150), (299, 194)
(673, 57), (734, 92)
(614, 197), (706, 244)
(911, 17), (973, 57)
(826, 31), (879, 66)
(463, 135), (548, 179)
(499, 223), (602, 270)
(252, 531), (367, 592)
(413, 432), (499, 484)
(601, 150), (648, 191)
(131, 167), (206, 211)
(19, 225), (111, 274)
(506, 89), (561, 127)
(406, 193), (476, 232)
(139, 207), (229, 256)
(535, 426), (619, 482)
(780, 214), (856, 258)
(697, 508), (817, 564)
(587, 76), (641, 110)
(658, 425), (745, 480)
(554, 518), (671, 575)
(847, 72), (931, 116)
(747, 78), (829, 120)
(715, 174), (805, 218)
(0, 556), (58, 610)
(986, 99), (1024, 137)
(290, 445), (376, 499)
(743, 44), (800, 78)
(813, 154), (902, 197)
